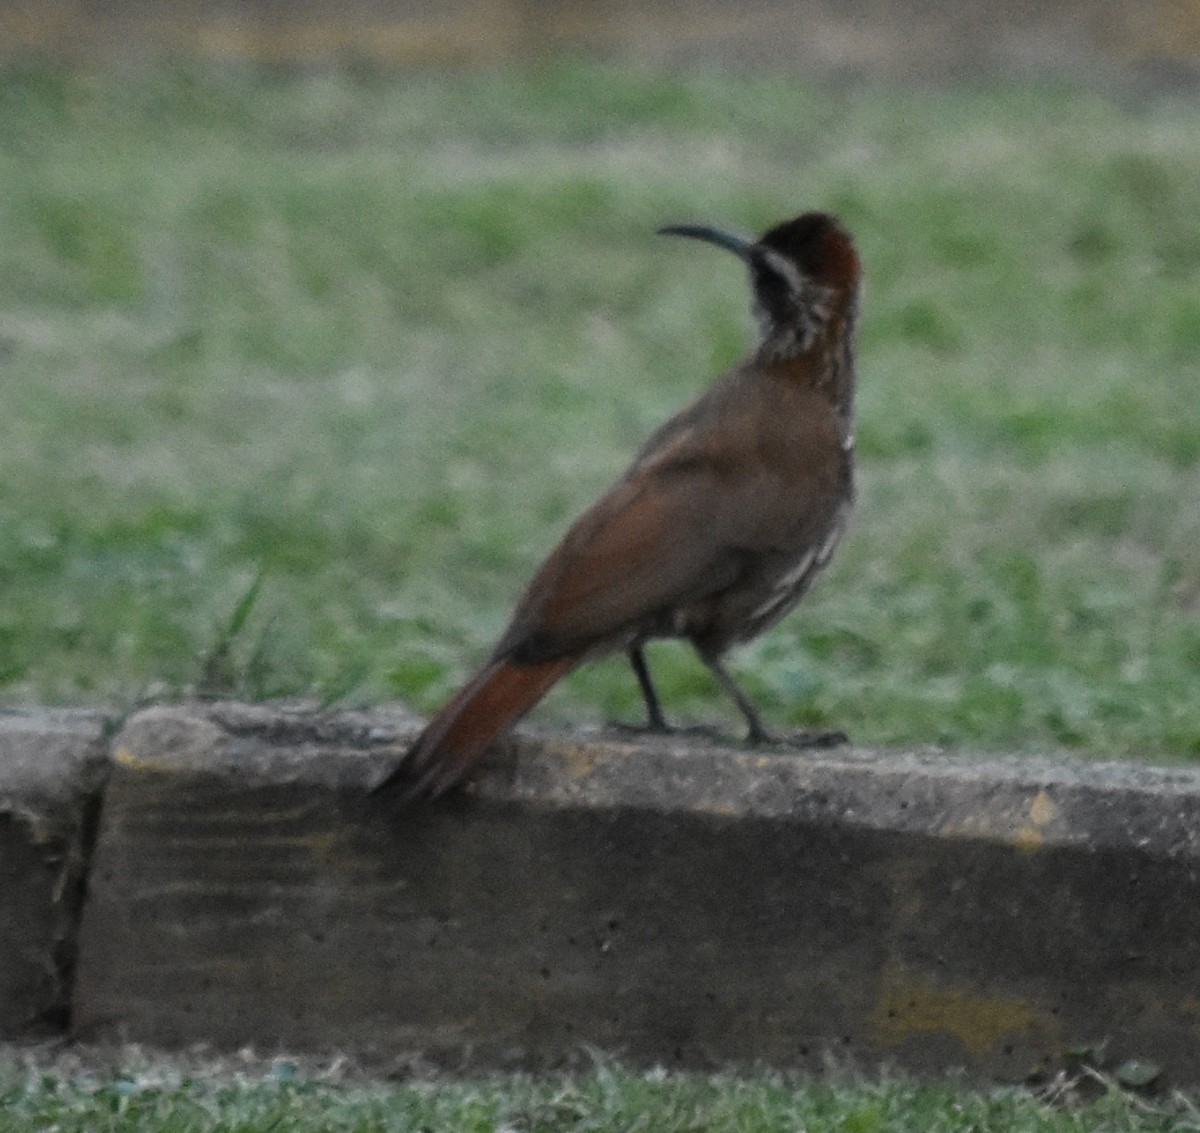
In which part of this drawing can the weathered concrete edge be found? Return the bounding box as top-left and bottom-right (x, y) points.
(0, 708), (113, 1037)
(5, 700), (1200, 1077)
(113, 700), (1200, 859)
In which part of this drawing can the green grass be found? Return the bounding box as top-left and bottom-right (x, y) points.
(1, 62), (1198, 760)
(1, 1055), (1195, 1133)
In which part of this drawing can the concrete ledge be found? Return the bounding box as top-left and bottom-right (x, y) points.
(0, 709), (111, 1037)
(62, 702), (1200, 1082)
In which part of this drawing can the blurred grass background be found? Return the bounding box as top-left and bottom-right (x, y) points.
(0, 61), (1197, 760)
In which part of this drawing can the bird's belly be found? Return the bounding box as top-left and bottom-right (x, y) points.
(683, 504), (850, 650)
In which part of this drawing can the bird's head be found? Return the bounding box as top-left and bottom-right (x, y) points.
(659, 211), (861, 362)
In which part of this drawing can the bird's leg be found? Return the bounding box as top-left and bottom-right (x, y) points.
(701, 653), (773, 744)
(608, 646), (723, 740)
(628, 644), (669, 730)
(702, 653), (848, 750)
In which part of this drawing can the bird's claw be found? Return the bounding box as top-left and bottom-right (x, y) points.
(744, 725), (847, 749)
(778, 728), (848, 750)
(605, 720), (726, 742)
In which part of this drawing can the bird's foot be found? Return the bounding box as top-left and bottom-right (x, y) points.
(606, 720), (726, 742)
(749, 727), (848, 750)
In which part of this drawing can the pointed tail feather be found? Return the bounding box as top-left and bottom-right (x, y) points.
(374, 654), (578, 803)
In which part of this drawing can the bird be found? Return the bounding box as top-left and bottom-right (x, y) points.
(375, 210), (862, 802)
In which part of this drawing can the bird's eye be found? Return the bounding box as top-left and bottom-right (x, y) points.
(752, 261), (794, 310)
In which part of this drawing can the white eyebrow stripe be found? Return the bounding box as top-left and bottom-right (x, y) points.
(757, 246), (805, 295)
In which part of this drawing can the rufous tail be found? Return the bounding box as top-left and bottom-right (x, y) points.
(373, 654), (578, 802)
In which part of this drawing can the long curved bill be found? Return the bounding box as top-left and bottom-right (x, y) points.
(657, 223), (753, 261)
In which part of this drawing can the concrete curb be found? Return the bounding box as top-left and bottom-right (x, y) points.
(2, 701), (1199, 1082)
(0, 709), (111, 1038)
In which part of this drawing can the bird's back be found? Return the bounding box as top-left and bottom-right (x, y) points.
(499, 356), (852, 662)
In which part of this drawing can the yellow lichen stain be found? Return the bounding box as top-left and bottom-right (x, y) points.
(1180, 995), (1200, 1020)
(874, 959), (1055, 1058)
(306, 830), (342, 864)
(940, 788), (1067, 851)
(705, 800), (746, 817)
(560, 744), (604, 782)
(1013, 789), (1058, 852)
(1029, 790), (1056, 826)
(113, 746), (171, 774)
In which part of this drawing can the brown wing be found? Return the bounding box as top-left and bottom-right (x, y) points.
(497, 386), (844, 660)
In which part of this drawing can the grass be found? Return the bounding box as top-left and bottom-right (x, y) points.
(1, 1051), (1196, 1133)
(0, 62), (1198, 760)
